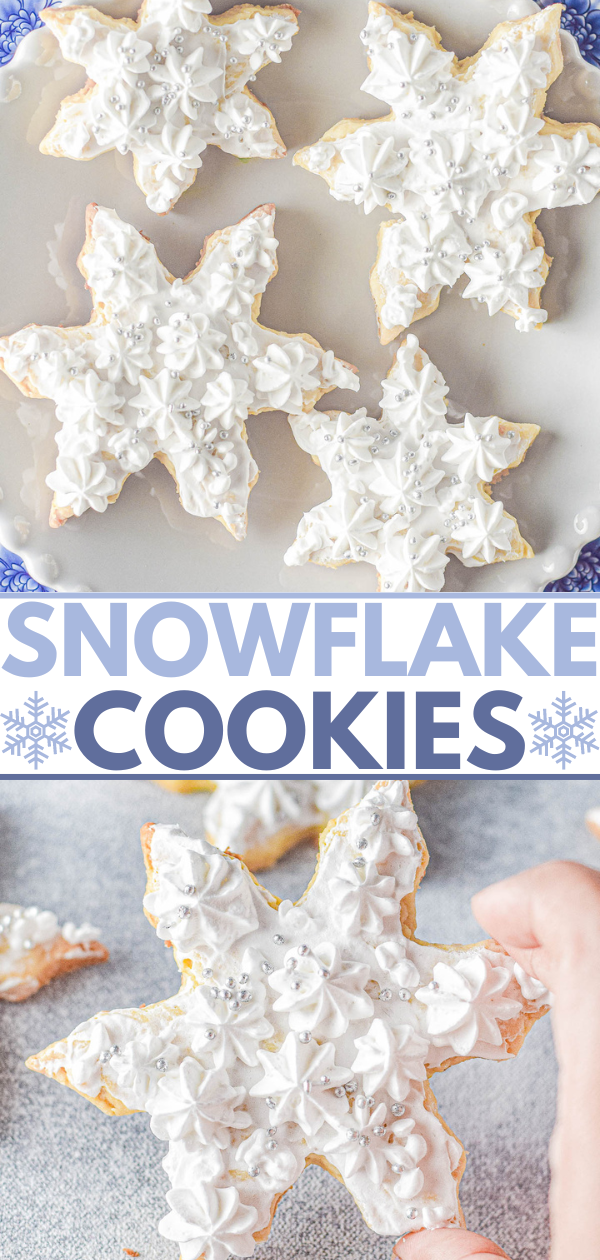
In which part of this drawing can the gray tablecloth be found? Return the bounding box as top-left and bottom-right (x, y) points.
(2, 779), (599, 1260)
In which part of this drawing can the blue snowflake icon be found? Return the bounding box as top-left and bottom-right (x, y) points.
(529, 692), (598, 769)
(2, 692), (71, 769)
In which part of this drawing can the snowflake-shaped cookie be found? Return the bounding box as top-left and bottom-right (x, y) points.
(40, 0), (299, 214)
(296, 3), (600, 339)
(285, 333), (538, 592)
(0, 203), (358, 534)
(0, 902), (107, 1002)
(28, 781), (548, 1255)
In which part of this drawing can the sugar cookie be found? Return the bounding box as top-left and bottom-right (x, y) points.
(296, 4), (600, 340)
(286, 333), (538, 591)
(0, 903), (107, 1002)
(0, 204), (358, 533)
(41, 1), (299, 214)
(28, 782), (548, 1251)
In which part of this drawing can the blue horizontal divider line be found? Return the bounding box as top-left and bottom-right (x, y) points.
(1, 773), (599, 780)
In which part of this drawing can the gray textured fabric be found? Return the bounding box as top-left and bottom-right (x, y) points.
(1, 779), (599, 1260)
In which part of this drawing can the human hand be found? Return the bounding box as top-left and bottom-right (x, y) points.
(393, 861), (600, 1260)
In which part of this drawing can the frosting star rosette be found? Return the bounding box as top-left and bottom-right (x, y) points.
(40, 0), (300, 214)
(28, 782), (549, 1254)
(295, 3), (600, 339)
(0, 203), (358, 535)
(0, 902), (108, 1002)
(285, 333), (539, 592)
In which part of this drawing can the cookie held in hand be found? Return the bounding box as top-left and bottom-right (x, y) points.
(40, 1), (299, 214)
(28, 782), (548, 1252)
(286, 333), (539, 592)
(0, 204), (358, 534)
(0, 903), (108, 1002)
(296, 4), (600, 339)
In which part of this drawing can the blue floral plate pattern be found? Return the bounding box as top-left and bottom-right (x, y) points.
(1, 0), (599, 592)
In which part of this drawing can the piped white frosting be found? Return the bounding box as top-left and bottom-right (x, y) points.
(296, 5), (600, 336)
(285, 333), (535, 592)
(42, 1), (299, 214)
(0, 205), (358, 534)
(0, 902), (102, 993)
(203, 779), (376, 858)
(38, 783), (549, 1254)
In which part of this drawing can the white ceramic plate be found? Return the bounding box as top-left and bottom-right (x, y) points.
(1, 0), (600, 592)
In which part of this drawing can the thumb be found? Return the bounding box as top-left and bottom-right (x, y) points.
(393, 1227), (511, 1260)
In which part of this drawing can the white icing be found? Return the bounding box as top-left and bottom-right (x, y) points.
(0, 206), (358, 533)
(313, 780), (376, 817)
(160, 1182), (258, 1260)
(42, 2), (299, 213)
(297, 7), (600, 334)
(286, 334), (534, 592)
(324, 1099), (422, 1187)
(143, 827), (260, 952)
(0, 902), (102, 984)
(351, 1018), (428, 1100)
(251, 1033), (352, 1136)
(269, 943), (373, 1037)
(236, 1126), (305, 1193)
(185, 981), (274, 1068)
(148, 1057), (250, 1144)
(204, 780), (376, 858)
(43, 783), (548, 1247)
(585, 806), (600, 835)
(415, 953), (523, 1056)
(374, 942), (421, 992)
(329, 863), (399, 936)
(513, 963), (552, 1006)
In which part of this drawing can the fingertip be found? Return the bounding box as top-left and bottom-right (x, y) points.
(393, 1228), (511, 1259)
(473, 862), (600, 942)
